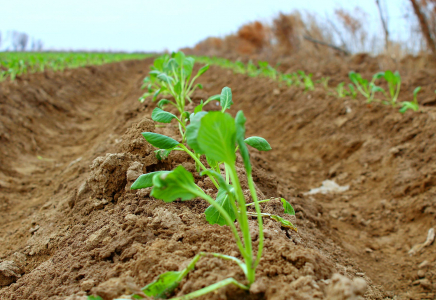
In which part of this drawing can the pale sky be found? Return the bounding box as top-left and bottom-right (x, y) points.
(1, 0), (410, 52)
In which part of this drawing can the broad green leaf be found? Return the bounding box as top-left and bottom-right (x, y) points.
(204, 188), (236, 226)
(141, 271), (181, 298)
(87, 296), (103, 300)
(348, 72), (358, 84)
(157, 73), (174, 85)
(197, 112), (236, 164)
(281, 198), (295, 216)
(174, 81), (182, 95)
(244, 136), (272, 151)
(131, 171), (169, 190)
(151, 166), (198, 202)
(194, 100), (204, 113)
(142, 132), (179, 149)
(185, 111), (207, 154)
(270, 215), (298, 232)
(151, 107), (177, 123)
(235, 111), (252, 174)
(196, 65), (209, 77)
(157, 99), (172, 109)
(174, 51), (186, 66)
(220, 87), (233, 111)
(371, 85), (385, 93)
(183, 57), (195, 78)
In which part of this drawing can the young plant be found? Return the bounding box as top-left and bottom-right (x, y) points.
(318, 76), (330, 89)
(335, 82), (349, 98)
(247, 60), (260, 77)
(349, 71), (385, 103)
(382, 70), (401, 106)
(297, 70), (314, 91)
(399, 86), (421, 113)
(258, 61), (277, 80)
(348, 83), (358, 99)
(123, 110), (296, 300)
(139, 52), (210, 141)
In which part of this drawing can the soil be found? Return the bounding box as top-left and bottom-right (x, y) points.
(0, 55), (435, 300)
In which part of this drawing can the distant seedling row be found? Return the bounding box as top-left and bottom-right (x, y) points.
(0, 52), (153, 82)
(194, 56), (424, 114)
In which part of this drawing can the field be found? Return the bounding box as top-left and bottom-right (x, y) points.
(0, 50), (436, 300)
(0, 52), (153, 81)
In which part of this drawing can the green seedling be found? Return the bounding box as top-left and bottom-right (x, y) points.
(335, 82), (349, 98)
(349, 71), (385, 103)
(382, 70), (401, 106)
(258, 61), (277, 80)
(123, 109), (296, 300)
(318, 77), (330, 89)
(399, 86), (421, 113)
(348, 83), (357, 99)
(297, 71), (314, 91)
(139, 52), (210, 141)
(247, 60), (260, 77)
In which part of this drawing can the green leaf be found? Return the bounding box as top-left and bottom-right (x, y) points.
(150, 166), (198, 202)
(197, 112), (236, 164)
(157, 99), (172, 109)
(244, 136), (272, 151)
(87, 296), (103, 300)
(371, 85), (385, 93)
(281, 198), (295, 216)
(348, 72), (358, 85)
(196, 65), (209, 77)
(141, 271), (181, 298)
(373, 71), (385, 81)
(235, 111), (252, 174)
(174, 81), (182, 95)
(155, 149), (172, 160)
(194, 100), (204, 114)
(220, 87), (233, 111)
(270, 215), (297, 232)
(413, 86), (421, 97)
(151, 107), (177, 123)
(142, 132), (180, 149)
(399, 102), (419, 113)
(185, 111), (207, 154)
(205, 188), (236, 226)
(152, 88), (161, 101)
(157, 73), (174, 85)
(206, 94), (221, 103)
(131, 171), (169, 190)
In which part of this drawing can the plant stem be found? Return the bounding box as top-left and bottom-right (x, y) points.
(246, 199), (270, 206)
(226, 163), (254, 284)
(171, 278), (248, 300)
(247, 173), (264, 269)
(190, 188), (247, 259)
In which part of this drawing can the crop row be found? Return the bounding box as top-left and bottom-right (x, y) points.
(194, 56), (424, 114)
(0, 52), (153, 82)
(88, 52), (297, 300)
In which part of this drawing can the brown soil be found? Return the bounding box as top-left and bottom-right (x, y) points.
(0, 56), (435, 300)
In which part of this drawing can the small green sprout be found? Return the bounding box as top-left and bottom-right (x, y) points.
(399, 86), (421, 113)
(297, 70), (315, 91)
(349, 71), (385, 103)
(335, 82), (349, 98)
(258, 61), (277, 80)
(382, 70), (401, 106)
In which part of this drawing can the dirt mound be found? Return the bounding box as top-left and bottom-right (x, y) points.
(1, 57), (436, 300)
